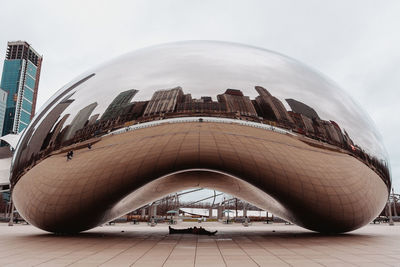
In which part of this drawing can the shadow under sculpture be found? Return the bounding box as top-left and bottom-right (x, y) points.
(10, 41), (390, 234)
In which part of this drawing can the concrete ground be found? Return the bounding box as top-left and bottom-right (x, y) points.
(0, 222), (399, 267)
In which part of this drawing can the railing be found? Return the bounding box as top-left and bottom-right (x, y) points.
(103, 116), (295, 137)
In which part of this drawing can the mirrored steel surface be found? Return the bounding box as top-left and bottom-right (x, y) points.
(10, 41), (391, 233)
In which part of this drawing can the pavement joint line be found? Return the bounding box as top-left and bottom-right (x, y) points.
(231, 235), (261, 267)
(96, 234), (145, 266)
(59, 235), (133, 267)
(194, 234), (198, 267)
(1, 223), (400, 266)
(161, 234), (186, 267)
(29, 238), (98, 266)
(215, 234), (229, 267)
(129, 234), (168, 266)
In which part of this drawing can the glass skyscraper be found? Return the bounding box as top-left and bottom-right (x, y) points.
(0, 89), (8, 135)
(0, 41), (42, 135)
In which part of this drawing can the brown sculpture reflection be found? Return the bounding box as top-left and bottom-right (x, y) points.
(11, 85), (391, 190)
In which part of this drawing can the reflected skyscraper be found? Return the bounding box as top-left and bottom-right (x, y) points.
(17, 98), (74, 167)
(144, 87), (183, 116)
(62, 102), (98, 142)
(217, 89), (257, 117)
(286, 98), (320, 120)
(254, 86), (293, 124)
(100, 89), (138, 121)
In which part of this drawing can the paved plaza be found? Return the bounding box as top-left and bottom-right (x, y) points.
(0, 222), (399, 266)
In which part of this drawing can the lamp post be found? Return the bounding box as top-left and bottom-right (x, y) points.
(8, 201), (14, 226)
(388, 197), (394, 226)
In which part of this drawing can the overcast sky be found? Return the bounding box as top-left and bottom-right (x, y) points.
(0, 0), (399, 193)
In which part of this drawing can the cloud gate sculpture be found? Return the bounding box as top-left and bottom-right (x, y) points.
(10, 41), (390, 233)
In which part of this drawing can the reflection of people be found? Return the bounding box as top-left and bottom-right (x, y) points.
(169, 226), (217, 235)
(66, 151), (73, 160)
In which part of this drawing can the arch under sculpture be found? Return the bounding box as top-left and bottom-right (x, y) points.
(10, 41), (391, 233)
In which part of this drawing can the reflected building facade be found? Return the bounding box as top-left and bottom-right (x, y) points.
(217, 89), (257, 117)
(143, 87), (183, 117)
(9, 41), (391, 234)
(286, 98), (320, 120)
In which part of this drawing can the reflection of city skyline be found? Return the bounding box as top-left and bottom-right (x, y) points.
(11, 85), (390, 189)
(74, 85), (353, 149)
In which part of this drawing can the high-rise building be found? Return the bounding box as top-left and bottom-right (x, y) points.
(217, 89), (257, 117)
(0, 89), (8, 135)
(288, 111), (315, 135)
(19, 99), (74, 165)
(143, 87), (183, 116)
(177, 96), (226, 114)
(254, 86), (293, 124)
(100, 89), (138, 121)
(285, 98), (320, 120)
(62, 102), (98, 142)
(0, 41), (42, 135)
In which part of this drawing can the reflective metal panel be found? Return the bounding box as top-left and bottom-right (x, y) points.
(10, 41), (391, 233)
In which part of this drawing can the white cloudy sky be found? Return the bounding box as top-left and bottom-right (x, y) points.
(1, 0), (399, 193)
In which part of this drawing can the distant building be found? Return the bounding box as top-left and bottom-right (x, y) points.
(19, 99), (74, 164)
(217, 89), (257, 117)
(312, 118), (329, 141)
(62, 102), (98, 142)
(143, 87), (183, 116)
(88, 114), (100, 125)
(286, 98), (320, 120)
(254, 86), (293, 124)
(47, 114), (70, 150)
(177, 95), (226, 114)
(100, 89), (138, 121)
(119, 101), (148, 122)
(182, 94), (193, 104)
(330, 120), (345, 146)
(0, 89), (8, 135)
(321, 120), (342, 144)
(288, 111), (315, 135)
(0, 41), (42, 135)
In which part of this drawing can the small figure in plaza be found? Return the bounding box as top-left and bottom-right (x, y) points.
(169, 226), (217, 235)
(150, 216), (156, 227)
(243, 216), (250, 227)
(88, 143), (92, 149)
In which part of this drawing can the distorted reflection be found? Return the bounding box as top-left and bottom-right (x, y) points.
(11, 41), (391, 190)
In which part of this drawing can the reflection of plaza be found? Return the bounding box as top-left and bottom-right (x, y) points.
(13, 85), (389, 189)
(13, 121), (388, 233)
